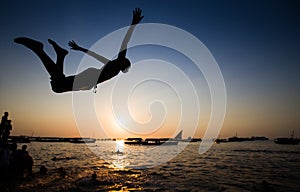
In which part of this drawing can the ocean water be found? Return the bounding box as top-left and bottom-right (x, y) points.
(11, 140), (300, 191)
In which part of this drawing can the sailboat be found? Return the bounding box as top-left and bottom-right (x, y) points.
(124, 130), (183, 145)
(274, 131), (299, 145)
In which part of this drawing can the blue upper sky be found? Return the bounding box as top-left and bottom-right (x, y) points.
(0, 0), (299, 138)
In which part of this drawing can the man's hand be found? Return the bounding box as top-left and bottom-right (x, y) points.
(131, 8), (144, 25)
(68, 40), (81, 51)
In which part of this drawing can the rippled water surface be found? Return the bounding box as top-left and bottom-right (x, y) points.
(9, 141), (300, 191)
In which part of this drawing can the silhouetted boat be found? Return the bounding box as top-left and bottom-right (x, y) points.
(274, 131), (299, 145)
(69, 138), (96, 143)
(124, 138), (143, 145)
(33, 137), (68, 142)
(251, 136), (269, 141)
(214, 138), (228, 144)
(192, 138), (202, 142)
(145, 138), (178, 145)
(180, 138), (202, 142)
(125, 131), (185, 145)
(29, 137), (96, 143)
(178, 134), (202, 142)
(124, 138), (178, 145)
(174, 130), (183, 140)
(274, 138), (299, 145)
(9, 136), (31, 143)
(227, 132), (253, 142)
(164, 130), (201, 142)
(228, 137), (253, 142)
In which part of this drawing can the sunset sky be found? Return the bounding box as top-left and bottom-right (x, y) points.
(0, 0), (299, 139)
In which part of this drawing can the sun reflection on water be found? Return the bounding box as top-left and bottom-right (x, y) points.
(112, 140), (129, 169)
(115, 140), (125, 152)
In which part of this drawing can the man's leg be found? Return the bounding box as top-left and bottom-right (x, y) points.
(14, 37), (62, 78)
(48, 39), (68, 74)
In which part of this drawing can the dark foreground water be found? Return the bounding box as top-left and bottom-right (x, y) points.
(2, 140), (300, 191)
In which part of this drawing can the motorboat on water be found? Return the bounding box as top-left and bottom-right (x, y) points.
(274, 131), (299, 145)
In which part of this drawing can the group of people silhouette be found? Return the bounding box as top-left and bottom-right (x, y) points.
(0, 112), (34, 180)
(14, 8), (144, 93)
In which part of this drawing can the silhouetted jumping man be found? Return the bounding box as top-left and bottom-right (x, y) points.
(14, 8), (143, 93)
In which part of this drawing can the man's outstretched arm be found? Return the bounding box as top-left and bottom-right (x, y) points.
(68, 40), (111, 64)
(118, 8), (144, 59)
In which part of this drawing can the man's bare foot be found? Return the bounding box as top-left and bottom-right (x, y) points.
(48, 39), (68, 56)
(14, 37), (43, 50)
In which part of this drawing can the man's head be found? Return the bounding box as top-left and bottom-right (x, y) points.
(120, 58), (131, 73)
(22, 145), (27, 151)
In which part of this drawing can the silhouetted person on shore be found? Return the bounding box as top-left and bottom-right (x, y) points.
(0, 112), (9, 140)
(1, 112), (8, 125)
(14, 8), (143, 93)
(1, 120), (12, 145)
